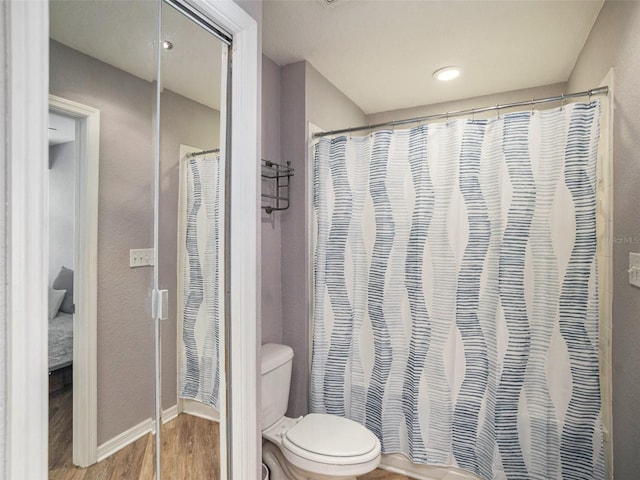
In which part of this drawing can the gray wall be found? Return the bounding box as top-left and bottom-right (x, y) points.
(261, 55), (283, 345)
(50, 39), (156, 444)
(0, 3), (6, 471)
(306, 62), (369, 132)
(567, 2), (640, 478)
(49, 142), (76, 285)
(51, 40), (222, 444)
(280, 61), (367, 417)
(280, 61), (308, 417)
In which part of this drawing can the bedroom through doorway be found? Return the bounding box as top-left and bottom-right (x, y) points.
(48, 110), (78, 473)
(47, 95), (100, 474)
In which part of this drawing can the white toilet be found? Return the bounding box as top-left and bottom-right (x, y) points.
(261, 343), (381, 479)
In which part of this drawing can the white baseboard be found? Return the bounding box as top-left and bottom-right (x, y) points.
(97, 417), (153, 462)
(162, 404), (179, 424)
(96, 405), (179, 462)
(379, 453), (481, 480)
(179, 398), (220, 422)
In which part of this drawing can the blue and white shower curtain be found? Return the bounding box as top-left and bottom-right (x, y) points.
(311, 102), (604, 479)
(179, 154), (223, 409)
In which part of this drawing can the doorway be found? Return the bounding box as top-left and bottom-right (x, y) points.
(48, 95), (100, 471)
(47, 109), (77, 474)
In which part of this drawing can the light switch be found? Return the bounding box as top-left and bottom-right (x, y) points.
(629, 252), (640, 288)
(130, 248), (154, 267)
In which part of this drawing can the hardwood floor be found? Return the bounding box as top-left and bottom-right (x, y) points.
(49, 385), (408, 479)
(49, 385), (219, 480)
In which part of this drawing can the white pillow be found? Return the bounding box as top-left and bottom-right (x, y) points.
(49, 288), (66, 320)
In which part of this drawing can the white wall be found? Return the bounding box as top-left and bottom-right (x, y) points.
(48, 142), (76, 285)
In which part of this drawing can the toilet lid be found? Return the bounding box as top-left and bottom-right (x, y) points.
(284, 413), (378, 458)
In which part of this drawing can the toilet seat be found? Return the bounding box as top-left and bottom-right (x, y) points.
(279, 413), (381, 476)
(284, 413), (379, 459)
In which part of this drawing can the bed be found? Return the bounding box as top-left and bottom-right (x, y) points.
(49, 266), (74, 373)
(49, 311), (73, 372)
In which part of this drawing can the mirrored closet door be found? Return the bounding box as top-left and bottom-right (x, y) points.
(48, 0), (159, 476)
(47, 1), (229, 478)
(155, 0), (229, 478)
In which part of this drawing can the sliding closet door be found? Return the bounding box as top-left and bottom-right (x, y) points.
(152, 1), (230, 477)
(48, 0), (159, 475)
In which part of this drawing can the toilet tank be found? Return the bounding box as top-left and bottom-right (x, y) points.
(261, 343), (294, 430)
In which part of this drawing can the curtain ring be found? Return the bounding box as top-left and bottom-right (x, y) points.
(589, 90), (593, 104)
(472, 108), (476, 122)
(496, 104), (501, 120)
(446, 112), (449, 125)
(561, 94), (565, 111)
(369, 124), (373, 137)
(531, 99), (535, 116)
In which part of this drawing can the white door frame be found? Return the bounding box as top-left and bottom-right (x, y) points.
(49, 95), (100, 468)
(187, 2), (259, 478)
(4, 0), (259, 478)
(4, 2), (50, 479)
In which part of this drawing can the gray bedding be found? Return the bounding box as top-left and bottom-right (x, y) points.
(49, 312), (73, 371)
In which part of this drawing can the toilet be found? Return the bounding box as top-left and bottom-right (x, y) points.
(261, 343), (381, 479)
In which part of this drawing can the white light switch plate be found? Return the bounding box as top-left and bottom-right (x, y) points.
(629, 252), (640, 288)
(130, 248), (154, 267)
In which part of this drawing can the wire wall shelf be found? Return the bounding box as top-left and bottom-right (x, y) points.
(261, 159), (294, 214)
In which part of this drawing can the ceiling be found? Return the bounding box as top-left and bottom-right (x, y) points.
(49, 1), (604, 116)
(263, 0), (604, 115)
(49, 0), (224, 110)
(49, 113), (76, 146)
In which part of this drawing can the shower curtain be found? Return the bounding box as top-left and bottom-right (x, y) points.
(311, 102), (604, 479)
(178, 154), (223, 409)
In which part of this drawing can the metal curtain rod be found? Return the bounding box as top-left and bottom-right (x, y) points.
(186, 148), (220, 158)
(313, 86), (609, 138)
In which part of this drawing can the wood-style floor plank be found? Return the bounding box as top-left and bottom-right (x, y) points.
(136, 435), (155, 480)
(49, 386), (221, 480)
(50, 385), (409, 479)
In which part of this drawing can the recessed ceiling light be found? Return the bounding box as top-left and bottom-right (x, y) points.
(433, 66), (461, 82)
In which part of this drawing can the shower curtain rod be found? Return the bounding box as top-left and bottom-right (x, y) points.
(313, 86), (609, 138)
(186, 148), (220, 158)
